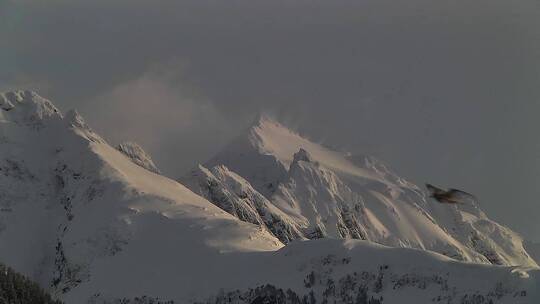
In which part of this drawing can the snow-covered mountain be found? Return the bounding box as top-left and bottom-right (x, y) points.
(0, 91), (538, 303)
(0, 91), (281, 300)
(185, 115), (537, 267)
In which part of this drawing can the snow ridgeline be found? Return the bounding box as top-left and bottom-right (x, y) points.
(183, 115), (537, 267)
(0, 91), (537, 304)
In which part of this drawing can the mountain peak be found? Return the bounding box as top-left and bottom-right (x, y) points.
(246, 114), (314, 166)
(1, 90), (36, 105)
(0, 90), (62, 125)
(200, 109), (538, 268)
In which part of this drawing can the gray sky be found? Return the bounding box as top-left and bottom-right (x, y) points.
(1, 0), (539, 241)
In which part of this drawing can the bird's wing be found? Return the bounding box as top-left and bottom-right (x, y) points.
(426, 183), (446, 196)
(447, 188), (477, 203)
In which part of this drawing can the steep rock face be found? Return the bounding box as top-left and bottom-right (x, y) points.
(116, 142), (160, 174)
(180, 164), (304, 243)
(197, 115), (537, 267)
(272, 148), (369, 240)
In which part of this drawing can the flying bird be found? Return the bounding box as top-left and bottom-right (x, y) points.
(425, 183), (477, 205)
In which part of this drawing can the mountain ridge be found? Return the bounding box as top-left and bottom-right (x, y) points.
(186, 114), (537, 267)
(0, 91), (538, 303)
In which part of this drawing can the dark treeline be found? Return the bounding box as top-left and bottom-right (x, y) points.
(0, 263), (61, 304)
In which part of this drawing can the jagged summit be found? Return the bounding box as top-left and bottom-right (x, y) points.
(247, 114), (344, 167)
(194, 112), (538, 267)
(0, 91), (62, 126)
(242, 116), (397, 186)
(205, 114), (381, 197)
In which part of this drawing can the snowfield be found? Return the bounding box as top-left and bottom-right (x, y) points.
(0, 91), (538, 303)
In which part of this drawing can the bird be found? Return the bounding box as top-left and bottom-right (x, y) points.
(425, 183), (477, 204)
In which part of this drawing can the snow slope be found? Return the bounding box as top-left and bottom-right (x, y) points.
(197, 115), (537, 267)
(89, 239), (540, 304)
(0, 91), (538, 303)
(0, 91), (281, 300)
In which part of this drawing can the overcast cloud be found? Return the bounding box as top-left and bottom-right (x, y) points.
(1, 0), (539, 240)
